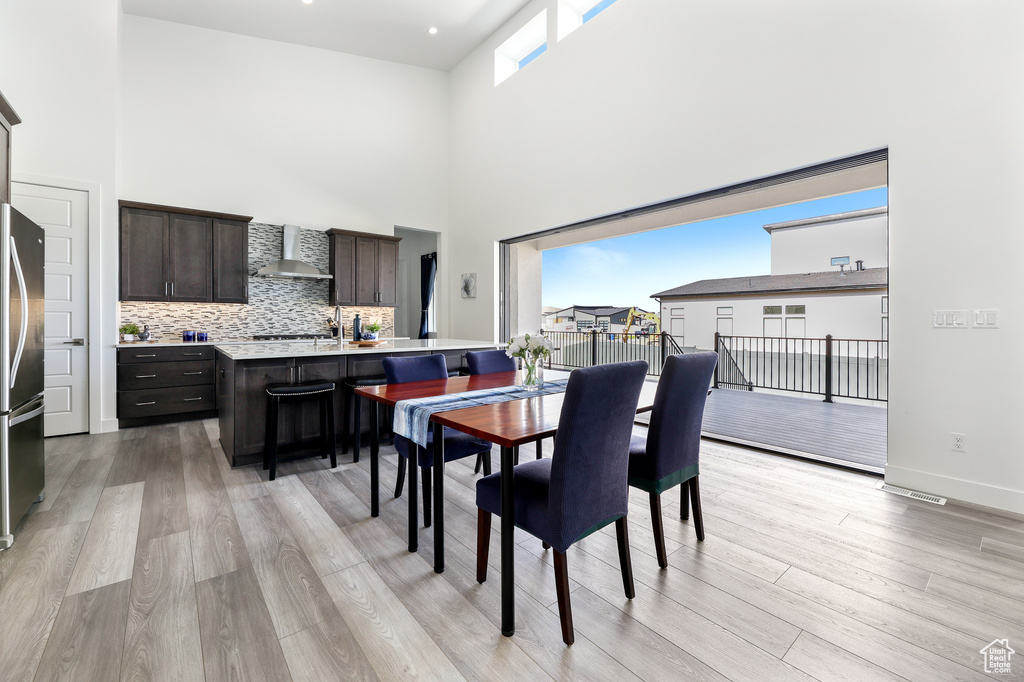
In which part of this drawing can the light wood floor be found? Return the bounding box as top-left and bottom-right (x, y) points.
(2, 419), (1023, 681)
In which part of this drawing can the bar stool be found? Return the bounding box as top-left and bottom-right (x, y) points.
(264, 381), (337, 481)
(343, 375), (390, 462)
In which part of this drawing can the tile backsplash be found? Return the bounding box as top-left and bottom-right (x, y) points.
(118, 223), (395, 341)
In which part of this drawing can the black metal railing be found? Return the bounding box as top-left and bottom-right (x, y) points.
(714, 333), (888, 402)
(545, 330), (682, 376)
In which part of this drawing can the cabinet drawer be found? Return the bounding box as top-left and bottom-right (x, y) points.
(118, 385), (216, 420)
(118, 360), (215, 391)
(118, 345), (215, 364)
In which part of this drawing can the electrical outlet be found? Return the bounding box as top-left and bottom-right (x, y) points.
(950, 432), (967, 453)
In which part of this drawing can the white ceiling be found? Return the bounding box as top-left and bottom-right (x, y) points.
(121, 0), (534, 72)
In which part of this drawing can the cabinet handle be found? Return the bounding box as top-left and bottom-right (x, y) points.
(183, 397), (203, 402)
(182, 353), (204, 356)
(298, 366), (303, 382)
(165, 282), (169, 295)
(135, 374), (157, 378)
(183, 371), (203, 376)
(135, 401), (156, 406)
(135, 354), (157, 358)
(170, 282), (174, 296)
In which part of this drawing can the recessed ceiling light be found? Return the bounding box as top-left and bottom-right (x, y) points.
(427, 27), (438, 35)
(301, 0), (313, 4)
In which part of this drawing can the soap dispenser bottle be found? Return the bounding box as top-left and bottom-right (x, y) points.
(352, 314), (361, 341)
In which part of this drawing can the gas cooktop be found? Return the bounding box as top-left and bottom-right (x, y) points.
(252, 333), (333, 341)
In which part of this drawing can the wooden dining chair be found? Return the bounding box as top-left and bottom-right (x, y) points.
(627, 351), (718, 568)
(475, 360), (648, 645)
(383, 354), (493, 528)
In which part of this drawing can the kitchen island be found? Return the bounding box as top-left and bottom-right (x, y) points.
(214, 338), (498, 466)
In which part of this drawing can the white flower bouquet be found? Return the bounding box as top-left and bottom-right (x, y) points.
(506, 332), (552, 389)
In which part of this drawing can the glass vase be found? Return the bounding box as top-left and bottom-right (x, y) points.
(522, 355), (544, 391)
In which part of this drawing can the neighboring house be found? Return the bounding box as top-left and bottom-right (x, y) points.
(546, 305), (653, 333)
(654, 208), (888, 349)
(541, 306), (561, 330)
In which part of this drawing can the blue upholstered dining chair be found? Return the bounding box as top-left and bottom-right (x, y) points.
(628, 351), (718, 568)
(465, 349), (516, 375)
(475, 360), (649, 646)
(464, 349), (525, 472)
(383, 354), (493, 528)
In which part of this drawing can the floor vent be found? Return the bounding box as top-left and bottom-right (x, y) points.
(876, 482), (946, 505)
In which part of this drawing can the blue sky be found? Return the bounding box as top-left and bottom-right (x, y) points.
(542, 188), (888, 309)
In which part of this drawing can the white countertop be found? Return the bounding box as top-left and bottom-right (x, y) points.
(115, 336), (410, 349)
(213, 338), (499, 361)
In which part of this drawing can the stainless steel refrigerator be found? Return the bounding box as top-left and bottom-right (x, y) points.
(0, 203), (44, 550)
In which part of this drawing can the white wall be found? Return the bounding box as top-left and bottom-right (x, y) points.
(447, 1), (1024, 512)
(661, 290), (887, 351)
(771, 213), (888, 275)
(120, 16), (450, 235)
(0, 0), (120, 432)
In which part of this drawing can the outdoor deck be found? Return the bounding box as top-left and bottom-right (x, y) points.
(639, 387), (888, 473)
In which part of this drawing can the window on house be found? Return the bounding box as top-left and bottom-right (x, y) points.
(785, 305), (805, 315)
(495, 10), (548, 86)
(763, 305), (782, 315)
(717, 306), (733, 315)
(558, 0), (619, 41)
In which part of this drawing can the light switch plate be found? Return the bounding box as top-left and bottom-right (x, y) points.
(972, 309), (999, 329)
(932, 310), (968, 328)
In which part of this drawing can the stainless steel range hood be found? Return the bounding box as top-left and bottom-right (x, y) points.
(256, 224), (332, 280)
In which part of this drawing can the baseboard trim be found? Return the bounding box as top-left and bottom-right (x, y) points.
(99, 418), (119, 434)
(884, 464), (1024, 515)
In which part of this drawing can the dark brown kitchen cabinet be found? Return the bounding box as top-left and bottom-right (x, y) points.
(213, 219), (249, 303)
(0, 90), (20, 204)
(119, 201), (252, 303)
(117, 345), (217, 426)
(168, 213), (213, 301)
(327, 229), (400, 307)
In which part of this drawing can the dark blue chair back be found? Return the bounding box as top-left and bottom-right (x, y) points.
(466, 349), (517, 375)
(642, 352), (718, 482)
(383, 354), (448, 384)
(547, 361), (648, 550)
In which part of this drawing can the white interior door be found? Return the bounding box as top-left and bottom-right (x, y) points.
(12, 182), (89, 436)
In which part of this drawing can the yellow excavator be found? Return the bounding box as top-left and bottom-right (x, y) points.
(622, 308), (661, 338)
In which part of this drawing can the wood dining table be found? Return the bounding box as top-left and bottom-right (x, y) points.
(355, 369), (653, 637)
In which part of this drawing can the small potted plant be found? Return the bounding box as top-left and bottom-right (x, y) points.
(362, 319), (382, 341)
(119, 322), (141, 343)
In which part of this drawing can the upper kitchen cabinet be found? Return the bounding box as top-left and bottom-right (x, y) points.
(213, 219), (249, 303)
(0, 90), (22, 204)
(327, 229), (401, 307)
(119, 201), (252, 303)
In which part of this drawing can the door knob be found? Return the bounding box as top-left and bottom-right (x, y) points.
(63, 338), (86, 346)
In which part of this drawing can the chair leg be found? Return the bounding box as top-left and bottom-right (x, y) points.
(536, 439), (542, 460)
(476, 509), (491, 583)
(474, 453), (483, 474)
(680, 480), (690, 520)
(266, 397), (279, 481)
(615, 517), (636, 599)
(422, 466), (432, 528)
(482, 450), (491, 476)
(542, 541), (550, 550)
(319, 396), (329, 459)
(353, 395), (361, 463)
(689, 476), (705, 541)
(326, 392), (337, 469)
(649, 492), (668, 569)
(395, 456), (406, 497)
(553, 550), (574, 646)
(341, 386), (350, 455)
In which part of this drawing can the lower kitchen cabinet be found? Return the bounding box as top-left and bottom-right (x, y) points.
(117, 345), (217, 427)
